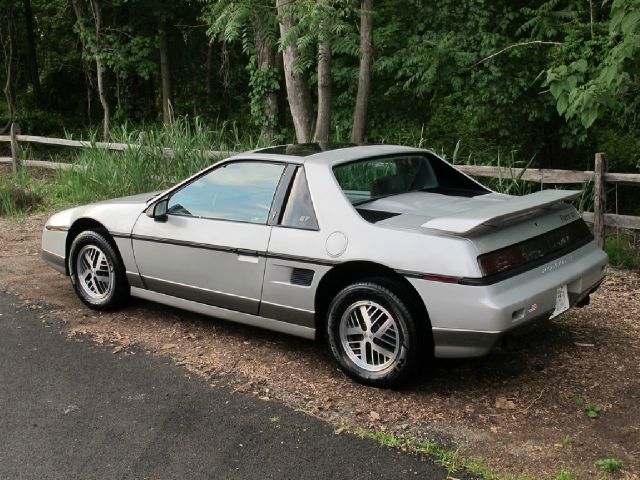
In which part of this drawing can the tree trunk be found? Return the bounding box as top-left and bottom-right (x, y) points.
(90, 0), (109, 139)
(158, 18), (172, 124)
(1, 1), (17, 130)
(72, 0), (110, 139)
(206, 41), (214, 107)
(276, 0), (313, 143)
(313, 40), (332, 142)
(255, 31), (279, 142)
(351, 0), (373, 144)
(23, 0), (42, 108)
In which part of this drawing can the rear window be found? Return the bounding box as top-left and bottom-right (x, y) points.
(333, 154), (488, 206)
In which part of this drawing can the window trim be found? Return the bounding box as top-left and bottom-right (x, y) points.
(164, 159), (290, 226)
(267, 164), (298, 226)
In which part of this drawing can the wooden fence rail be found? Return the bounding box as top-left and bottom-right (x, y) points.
(2, 122), (639, 247)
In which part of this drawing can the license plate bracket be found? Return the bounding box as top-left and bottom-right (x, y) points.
(550, 284), (570, 319)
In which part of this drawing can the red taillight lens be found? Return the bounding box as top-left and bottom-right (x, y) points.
(478, 246), (525, 276)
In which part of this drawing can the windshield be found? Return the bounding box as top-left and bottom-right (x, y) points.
(333, 154), (489, 206)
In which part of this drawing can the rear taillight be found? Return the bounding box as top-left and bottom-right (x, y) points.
(477, 220), (592, 278)
(478, 246), (525, 276)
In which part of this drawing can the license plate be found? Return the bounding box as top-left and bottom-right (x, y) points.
(550, 285), (569, 319)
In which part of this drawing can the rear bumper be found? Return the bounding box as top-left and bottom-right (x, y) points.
(409, 241), (608, 358)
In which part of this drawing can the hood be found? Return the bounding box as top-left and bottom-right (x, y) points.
(94, 191), (163, 206)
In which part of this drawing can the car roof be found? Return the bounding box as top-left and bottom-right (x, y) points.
(229, 143), (426, 166)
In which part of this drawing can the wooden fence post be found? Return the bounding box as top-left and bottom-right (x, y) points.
(10, 122), (21, 174)
(593, 152), (607, 249)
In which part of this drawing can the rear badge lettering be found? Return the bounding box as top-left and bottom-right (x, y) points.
(541, 255), (574, 274)
(559, 211), (578, 224)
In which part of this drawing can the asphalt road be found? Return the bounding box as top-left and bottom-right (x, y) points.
(0, 290), (460, 480)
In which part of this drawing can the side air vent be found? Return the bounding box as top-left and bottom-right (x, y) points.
(290, 268), (314, 286)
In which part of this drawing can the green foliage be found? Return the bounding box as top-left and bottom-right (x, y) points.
(202, 0), (280, 132)
(247, 64), (279, 131)
(570, 394), (603, 418)
(596, 458), (623, 473)
(606, 231), (640, 270)
(545, 0), (640, 130)
(554, 470), (574, 480)
(12, 110), (64, 136)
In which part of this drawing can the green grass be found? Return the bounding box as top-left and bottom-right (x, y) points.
(606, 230), (640, 270)
(554, 470), (574, 480)
(596, 458), (623, 474)
(337, 424), (578, 480)
(0, 171), (46, 216)
(340, 425), (472, 475)
(54, 118), (261, 207)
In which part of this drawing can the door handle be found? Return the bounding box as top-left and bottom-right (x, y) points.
(237, 254), (259, 264)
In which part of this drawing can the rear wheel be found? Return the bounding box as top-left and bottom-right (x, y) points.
(69, 230), (129, 310)
(326, 279), (424, 387)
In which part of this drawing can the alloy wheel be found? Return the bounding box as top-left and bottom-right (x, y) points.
(76, 244), (114, 300)
(339, 300), (401, 371)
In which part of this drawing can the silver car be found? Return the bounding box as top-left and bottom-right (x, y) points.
(41, 144), (608, 386)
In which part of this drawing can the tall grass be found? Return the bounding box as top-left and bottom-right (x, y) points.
(0, 171), (45, 216)
(606, 230), (640, 270)
(55, 118), (263, 206)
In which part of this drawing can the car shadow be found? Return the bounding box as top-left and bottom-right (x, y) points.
(124, 296), (592, 394)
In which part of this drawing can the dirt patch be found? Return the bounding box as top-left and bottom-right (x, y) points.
(1, 212), (639, 479)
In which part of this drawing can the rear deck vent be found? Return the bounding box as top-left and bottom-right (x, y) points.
(291, 268), (314, 286)
(356, 209), (401, 223)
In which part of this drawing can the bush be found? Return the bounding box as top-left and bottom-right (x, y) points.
(14, 110), (65, 136)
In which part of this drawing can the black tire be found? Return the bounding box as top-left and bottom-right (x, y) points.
(69, 230), (129, 310)
(326, 279), (425, 388)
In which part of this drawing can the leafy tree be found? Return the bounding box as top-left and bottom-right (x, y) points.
(545, 0), (640, 130)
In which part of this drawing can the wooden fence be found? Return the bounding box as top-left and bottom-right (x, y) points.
(2, 122), (640, 248)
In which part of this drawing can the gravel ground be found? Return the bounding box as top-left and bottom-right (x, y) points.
(1, 212), (638, 479)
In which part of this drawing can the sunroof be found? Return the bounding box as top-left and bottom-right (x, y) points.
(256, 143), (357, 156)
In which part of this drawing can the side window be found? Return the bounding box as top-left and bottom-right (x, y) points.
(167, 162), (285, 224)
(280, 168), (319, 230)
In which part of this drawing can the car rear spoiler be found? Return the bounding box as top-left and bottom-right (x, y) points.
(421, 190), (582, 234)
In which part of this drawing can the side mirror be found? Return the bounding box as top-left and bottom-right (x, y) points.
(146, 199), (168, 222)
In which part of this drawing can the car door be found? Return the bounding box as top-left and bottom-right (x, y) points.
(131, 160), (287, 315)
(260, 167), (326, 328)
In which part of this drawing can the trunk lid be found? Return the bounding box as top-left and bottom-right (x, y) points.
(359, 190), (581, 235)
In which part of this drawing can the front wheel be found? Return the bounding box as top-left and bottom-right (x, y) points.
(326, 280), (424, 387)
(69, 230), (129, 310)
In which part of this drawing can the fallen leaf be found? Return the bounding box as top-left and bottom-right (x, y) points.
(161, 343), (178, 350)
(369, 411), (381, 421)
